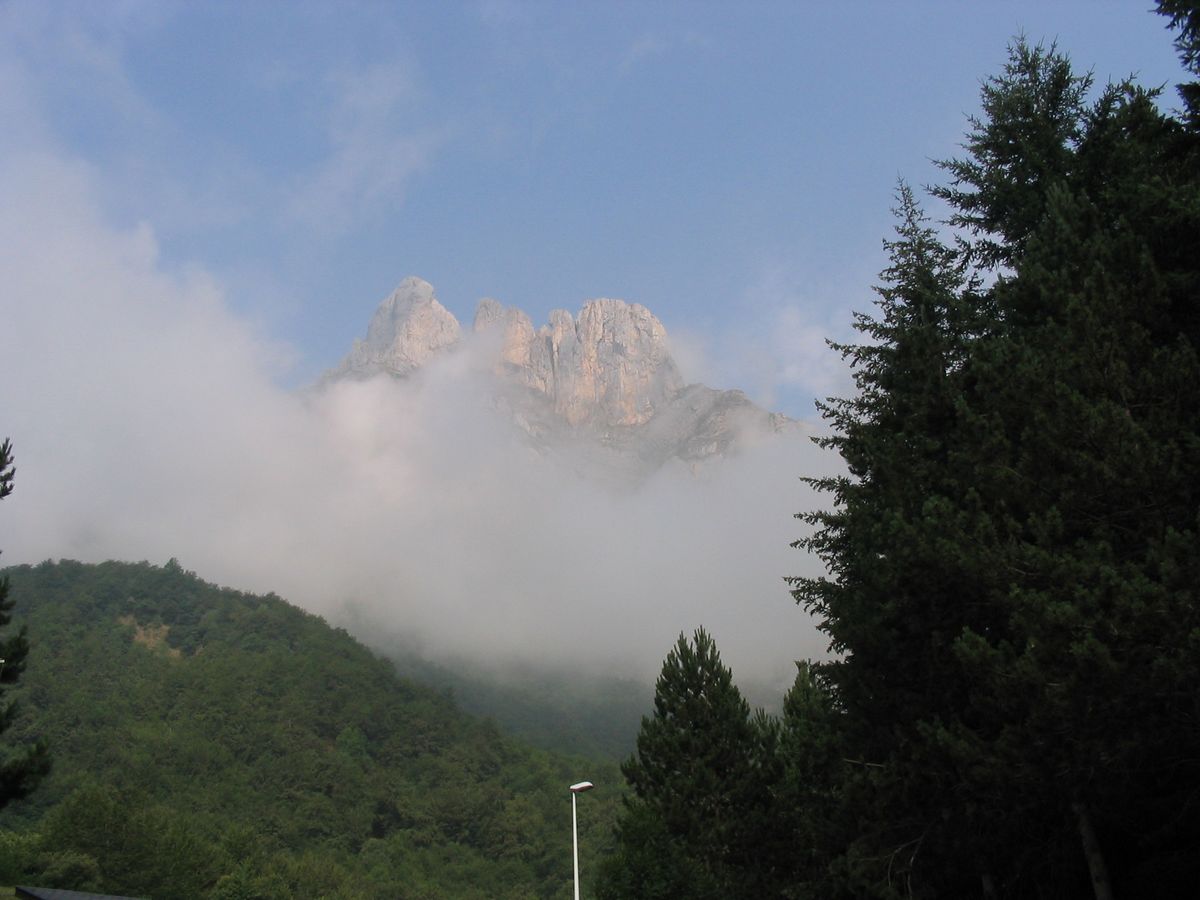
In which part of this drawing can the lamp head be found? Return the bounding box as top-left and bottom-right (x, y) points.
(569, 781), (594, 793)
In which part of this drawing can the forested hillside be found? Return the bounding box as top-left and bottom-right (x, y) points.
(382, 650), (650, 760)
(0, 559), (620, 899)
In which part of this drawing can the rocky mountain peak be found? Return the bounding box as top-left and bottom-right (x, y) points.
(326, 277), (796, 479)
(329, 277), (461, 380)
(473, 296), (682, 428)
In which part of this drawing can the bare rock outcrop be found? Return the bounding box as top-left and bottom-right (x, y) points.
(328, 277), (461, 380)
(474, 297), (683, 428)
(327, 277), (797, 479)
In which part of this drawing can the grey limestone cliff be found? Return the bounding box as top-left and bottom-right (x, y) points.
(473, 295), (683, 428)
(327, 276), (461, 380)
(326, 277), (796, 479)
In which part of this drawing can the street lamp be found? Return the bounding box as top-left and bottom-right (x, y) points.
(570, 781), (594, 900)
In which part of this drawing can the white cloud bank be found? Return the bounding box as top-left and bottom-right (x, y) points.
(0, 140), (839, 690)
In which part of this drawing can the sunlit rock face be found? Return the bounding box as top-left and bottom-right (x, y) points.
(474, 297), (682, 428)
(329, 276), (461, 379)
(327, 277), (798, 480)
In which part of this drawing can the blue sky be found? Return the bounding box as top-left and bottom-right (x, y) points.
(3, 0), (1189, 417)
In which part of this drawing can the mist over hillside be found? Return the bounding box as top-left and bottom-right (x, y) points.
(0, 558), (624, 897)
(0, 151), (839, 691)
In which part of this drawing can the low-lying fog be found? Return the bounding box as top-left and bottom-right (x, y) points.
(0, 148), (841, 694)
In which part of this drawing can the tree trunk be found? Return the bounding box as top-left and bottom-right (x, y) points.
(1072, 800), (1113, 900)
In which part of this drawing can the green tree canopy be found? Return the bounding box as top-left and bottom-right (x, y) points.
(0, 439), (49, 809)
(1158, 0), (1200, 124)
(598, 628), (780, 899)
(794, 22), (1200, 898)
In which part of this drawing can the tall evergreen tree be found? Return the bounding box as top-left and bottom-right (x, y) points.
(0, 439), (49, 807)
(934, 40), (1091, 270)
(596, 628), (780, 899)
(1158, 0), (1200, 125)
(795, 25), (1200, 898)
(772, 661), (851, 900)
(946, 54), (1200, 894)
(794, 182), (1012, 896)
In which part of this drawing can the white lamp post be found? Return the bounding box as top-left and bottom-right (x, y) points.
(570, 781), (594, 900)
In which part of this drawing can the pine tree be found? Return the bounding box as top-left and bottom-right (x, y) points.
(1158, 0), (1200, 125)
(0, 439), (50, 807)
(795, 26), (1200, 897)
(772, 661), (850, 900)
(934, 40), (1091, 270)
(792, 184), (1006, 895)
(596, 629), (779, 899)
(934, 33), (1200, 894)
(951, 69), (1200, 895)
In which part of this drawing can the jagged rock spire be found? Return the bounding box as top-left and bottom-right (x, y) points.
(325, 277), (795, 479)
(329, 277), (461, 380)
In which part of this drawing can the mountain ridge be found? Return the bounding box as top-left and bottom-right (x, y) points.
(323, 277), (799, 479)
